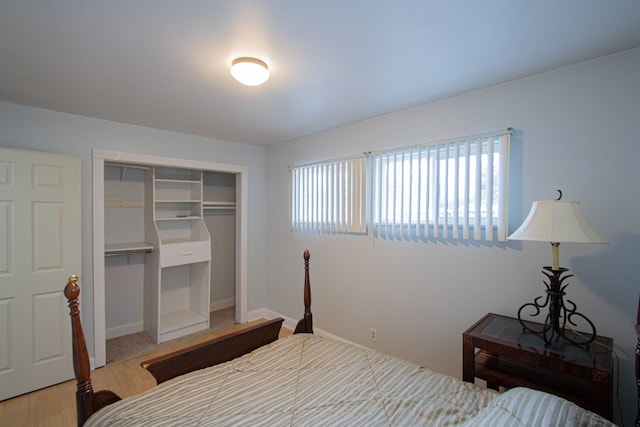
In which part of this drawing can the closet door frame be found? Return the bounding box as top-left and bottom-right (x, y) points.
(92, 149), (248, 368)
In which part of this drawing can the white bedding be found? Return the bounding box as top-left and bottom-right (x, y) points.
(86, 334), (615, 426)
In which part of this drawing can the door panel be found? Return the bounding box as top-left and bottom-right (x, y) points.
(0, 147), (80, 401)
(33, 202), (65, 270)
(0, 201), (10, 273)
(33, 292), (65, 364)
(0, 298), (12, 372)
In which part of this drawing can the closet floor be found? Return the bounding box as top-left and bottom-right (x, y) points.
(106, 307), (236, 364)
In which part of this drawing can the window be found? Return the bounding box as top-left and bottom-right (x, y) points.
(290, 154), (367, 234)
(371, 129), (511, 241)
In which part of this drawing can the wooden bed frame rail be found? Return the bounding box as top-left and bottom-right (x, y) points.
(141, 317), (284, 384)
(66, 250), (314, 426)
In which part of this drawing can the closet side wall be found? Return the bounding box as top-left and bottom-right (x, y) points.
(204, 172), (236, 312)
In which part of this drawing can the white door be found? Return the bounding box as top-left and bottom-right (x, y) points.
(0, 147), (81, 400)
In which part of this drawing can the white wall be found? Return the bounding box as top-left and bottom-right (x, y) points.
(265, 48), (640, 425)
(0, 102), (267, 353)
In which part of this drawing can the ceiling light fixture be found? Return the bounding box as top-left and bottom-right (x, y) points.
(230, 57), (270, 86)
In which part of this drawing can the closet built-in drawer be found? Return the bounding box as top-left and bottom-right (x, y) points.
(160, 241), (211, 267)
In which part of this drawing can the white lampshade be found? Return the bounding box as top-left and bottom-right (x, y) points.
(508, 200), (607, 244)
(230, 57), (270, 86)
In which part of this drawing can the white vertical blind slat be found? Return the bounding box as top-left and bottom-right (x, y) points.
(399, 150), (405, 239)
(308, 167), (312, 233)
(473, 139), (482, 240)
(424, 146), (430, 238)
(391, 152), (397, 237)
(322, 163), (327, 233)
(416, 148), (422, 238)
(310, 166), (316, 232)
(384, 153), (389, 237)
(358, 157), (364, 232)
(351, 158), (357, 232)
(375, 155), (380, 236)
(305, 167), (309, 233)
(463, 140), (471, 240)
(486, 137), (494, 241)
(299, 168), (304, 232)
(293, 168), (297, 231)
(442, 144), (449, 239)
(352, 159), (357, 232)
(297, 169), (302, 232)
(291, 168), (296, 232)
(360, 157), (367, 232)
(452, 142), (460, 239)
(328, 162), (334, 233)
(339, 161), (344, 232)
(433, 145), (440, 238)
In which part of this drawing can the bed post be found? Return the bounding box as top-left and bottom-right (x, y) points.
(294, 249), (313, 334)
(65, 276), (120, 426)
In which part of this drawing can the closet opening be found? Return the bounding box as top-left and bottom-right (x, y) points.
(92, 150), (248, 368)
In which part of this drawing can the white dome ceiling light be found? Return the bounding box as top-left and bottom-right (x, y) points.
(230, 57), (270, 86)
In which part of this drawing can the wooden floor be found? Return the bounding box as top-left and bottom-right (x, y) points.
(0, 320), (292, 427)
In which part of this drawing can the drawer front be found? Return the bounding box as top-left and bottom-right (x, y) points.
(160, 241), (211, 267)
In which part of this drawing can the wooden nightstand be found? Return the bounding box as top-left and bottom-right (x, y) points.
(463, 313), (613, 420)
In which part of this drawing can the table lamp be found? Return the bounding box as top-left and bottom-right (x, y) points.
(508, 191), (608, 346)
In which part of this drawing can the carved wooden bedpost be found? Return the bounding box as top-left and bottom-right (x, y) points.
(65, 276), (120, 426)
(65, 276), (94, 425)
(294, 250), (313, 334)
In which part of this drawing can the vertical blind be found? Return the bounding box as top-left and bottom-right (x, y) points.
(371, 129), (511, 241)
(290, 154), (368, 234)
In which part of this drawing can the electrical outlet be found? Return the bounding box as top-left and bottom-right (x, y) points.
(370, 328), (377, 342)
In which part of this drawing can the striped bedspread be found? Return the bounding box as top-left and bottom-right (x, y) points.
(86, 334), (615, 426)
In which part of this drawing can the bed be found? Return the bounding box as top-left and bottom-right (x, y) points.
(66, 250), (615, 426)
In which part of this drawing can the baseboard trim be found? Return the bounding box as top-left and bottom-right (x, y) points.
(106, 321), (143, 340)
(210, 297), (235, 312)
(247, 308), (361, 348)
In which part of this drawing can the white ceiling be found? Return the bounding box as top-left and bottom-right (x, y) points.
(1, 1), (639, 146)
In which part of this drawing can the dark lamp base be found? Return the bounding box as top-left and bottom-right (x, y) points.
(517, 266), (596, 347)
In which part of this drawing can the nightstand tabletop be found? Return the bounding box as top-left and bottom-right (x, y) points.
(464, 312), (613, 370)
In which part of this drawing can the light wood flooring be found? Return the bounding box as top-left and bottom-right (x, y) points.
(0, 320), (292, 427)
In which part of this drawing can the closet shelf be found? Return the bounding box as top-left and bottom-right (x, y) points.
(105, 199), (145, 208)
(155, 215), (202, 221)
(203, 201), (236, 209)
(155, 178), (200, 184)
(105, 242), (154, 256)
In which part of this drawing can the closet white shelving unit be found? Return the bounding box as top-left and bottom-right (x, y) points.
(145, 166), (211, 343)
